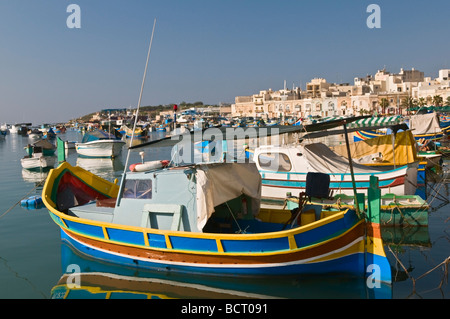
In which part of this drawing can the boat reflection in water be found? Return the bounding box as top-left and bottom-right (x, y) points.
(21, 168), (50, 184)
(52, 226), (431, 299)
(51, 242), (391, 299)
(76, 157), (124, 179)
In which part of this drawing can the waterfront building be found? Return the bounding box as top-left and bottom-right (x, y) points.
(232, 68), (450, 119)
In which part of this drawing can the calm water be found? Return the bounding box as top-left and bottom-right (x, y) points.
(0, 130), (448, 299)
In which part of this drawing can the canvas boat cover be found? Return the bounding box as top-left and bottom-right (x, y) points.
(302, 143), (390, 174)
(31, 139), (56, 150)
(81, 130), (118, 143)
(195, 163), (261, 230)
(331, 130), (419, 166)
(409, 113), (442, 135)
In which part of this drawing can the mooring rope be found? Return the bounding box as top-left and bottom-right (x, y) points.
(387, 246), (450, 296)
(0, 181), (44, 220)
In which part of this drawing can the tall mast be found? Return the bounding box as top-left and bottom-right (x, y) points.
(116, 18), (157, 207)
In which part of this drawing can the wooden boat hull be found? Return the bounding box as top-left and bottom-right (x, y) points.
(75, 140), (125, 158)
(42, 162), (391, 285)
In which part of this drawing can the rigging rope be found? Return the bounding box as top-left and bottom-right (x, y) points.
(0, 181), (45, 220)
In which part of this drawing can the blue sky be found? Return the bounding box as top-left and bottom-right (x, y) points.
(1, 0), (449, 124)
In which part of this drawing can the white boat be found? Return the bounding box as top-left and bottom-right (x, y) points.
(9, 124), (20, 134)
(21, 154), (56, 170)
(28, 128), (43, 139)
(76, 140), (125, 158)
(252, 142), (418, 200)
(0, 124), (9, 134)
(75, 130), (125, 158)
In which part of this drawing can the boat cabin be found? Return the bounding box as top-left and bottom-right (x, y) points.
(64, 162), (263, 233)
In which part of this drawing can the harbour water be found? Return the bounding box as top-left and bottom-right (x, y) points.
(0, 130), (448, 299)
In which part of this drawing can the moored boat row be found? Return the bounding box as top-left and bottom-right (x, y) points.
(11, 101), (444, 299)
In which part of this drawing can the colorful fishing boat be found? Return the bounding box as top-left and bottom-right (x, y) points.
(353, 113), (444, 142)
(354, 129), (444, 142)
(440, 114), (450, 134)
(45, 127), (57, 140)
(331, 130), (430, 193)
(42, 161), (391, 290)
(119, 125), (149, 138)
(75, 129), (125, 158)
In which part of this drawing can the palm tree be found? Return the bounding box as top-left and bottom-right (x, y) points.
(379, 98), (389, 114)
(418, 97), (426, 107)
(401, 97), (414, 115)
(432, 95), (443, 107)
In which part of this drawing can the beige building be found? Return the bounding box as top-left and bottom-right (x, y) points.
(232, 68), (450, 118)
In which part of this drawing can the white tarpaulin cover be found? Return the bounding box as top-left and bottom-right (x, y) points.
(195, 163), (261, 231)
(302, 143), (389, 174)
(409, 113), (442, 135)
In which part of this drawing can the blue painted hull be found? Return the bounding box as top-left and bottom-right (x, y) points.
(60, 229), (368, 277)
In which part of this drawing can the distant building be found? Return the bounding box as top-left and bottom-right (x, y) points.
(232, 67), (450, 118)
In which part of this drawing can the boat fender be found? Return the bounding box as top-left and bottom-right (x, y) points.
(129, 160), (170, 172)
(20, 195), (43, 209)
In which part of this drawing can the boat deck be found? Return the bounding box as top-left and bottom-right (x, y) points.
(69, 201), (115, 223)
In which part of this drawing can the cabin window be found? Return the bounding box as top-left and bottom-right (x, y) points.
(258, 152), (292, 172)
(123, 179), (152, 199)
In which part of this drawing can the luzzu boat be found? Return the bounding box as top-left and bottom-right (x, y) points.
(353, 113), (444, 142)
(42, 160), (391, 292)
(119, 125), (148, 139)
(354, 129), (443, 142)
